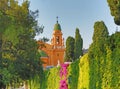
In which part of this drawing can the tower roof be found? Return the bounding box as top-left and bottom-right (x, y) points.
(54, 23), (61, 31)
(54, 16), (61, 31)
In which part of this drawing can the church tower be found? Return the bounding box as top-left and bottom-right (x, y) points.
(38, 17), (65, 67)
(50, 17), (65, 65)
(51, 17), (64, 47)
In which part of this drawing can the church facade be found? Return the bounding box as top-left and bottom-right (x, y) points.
(38, 20), (65, 68)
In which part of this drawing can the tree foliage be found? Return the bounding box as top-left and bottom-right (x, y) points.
(64, 36), (75, 62)
(78, 54), (89, 89)
(109, 32), (120, 88)
(74, 28), (83, 59)
(0, 0), (43, 88)
(46, 67), (60, 89)
(68, 59), (79, 89)
(88, 21), (120, 89)
(88, 21), (109, 89)
(107, 0), (120, 25)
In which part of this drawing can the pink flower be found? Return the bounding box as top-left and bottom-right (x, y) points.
(59, 63), (69, 89)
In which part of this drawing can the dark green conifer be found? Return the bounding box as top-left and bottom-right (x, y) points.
(64, 36), (75, 62)
(74, 28), (83, 59)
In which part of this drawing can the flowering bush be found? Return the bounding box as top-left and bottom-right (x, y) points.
(59, 63), (69, 89)
(60, 80), (68, 89)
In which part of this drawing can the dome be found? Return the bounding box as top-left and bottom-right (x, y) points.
(54, 23), (61, 31)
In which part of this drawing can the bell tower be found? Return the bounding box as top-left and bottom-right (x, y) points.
(49, 17), (65, 66)
(38, 17), (65, 67)
(51, 17), (64, 47)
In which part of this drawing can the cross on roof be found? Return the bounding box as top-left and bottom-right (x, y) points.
(56, 16), (59, 23)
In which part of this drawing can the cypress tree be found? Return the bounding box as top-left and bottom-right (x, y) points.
(74, 28), (83, 59)
(64, 36), (75, 62)
(88, 21), (109, 89)
(109, 32), (120, 89)
(107, 1), (120, 87)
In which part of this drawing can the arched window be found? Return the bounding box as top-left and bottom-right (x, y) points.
(56, 36), (59, 44)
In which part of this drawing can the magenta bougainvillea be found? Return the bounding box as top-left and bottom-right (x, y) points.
(59, 63), (69, 89)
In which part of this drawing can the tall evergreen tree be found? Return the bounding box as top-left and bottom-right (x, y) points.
(74, 28), (83, 59)
(88, 21), (109, 89)
(107, 1), (120, 88)
(109, 32), (120, 89)
(64, 36), (75, 62)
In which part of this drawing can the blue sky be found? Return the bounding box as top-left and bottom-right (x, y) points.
(27, 0), (117, 48)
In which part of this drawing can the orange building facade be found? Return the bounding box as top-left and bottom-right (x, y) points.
(38, 20), (65, 68)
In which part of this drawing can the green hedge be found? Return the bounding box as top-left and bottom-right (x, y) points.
(68, 59), (80, 89)
(45, 67), (60, 89)
(78, 54), (89, 89)
(27, 67), (60, 89)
